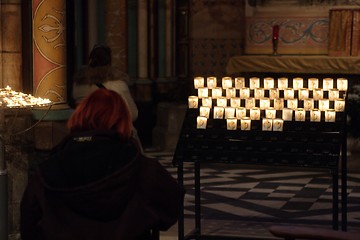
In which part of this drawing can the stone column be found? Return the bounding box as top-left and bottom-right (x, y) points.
(32, 0), (67, 106)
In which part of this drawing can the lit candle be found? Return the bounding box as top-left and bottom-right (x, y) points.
(269, 88), (279, 99)
(197, 116), (207, 129)
(211, 87), (222, 99)
(226, 88), (236, 98)
(222, 76), (233, 89)
(254, 88), (265, 99)
(217, 97), (227, 107)
(278, 77), (288, 90)
(250, 107), (260, 120)
(325, 109), (336, 122)
(303, 99), (314, 111)
(295, 108), (306, 121)
(202, 97), (212, 108)
(260, 98), (270, 110)
(262, 118), (273, 131)
(319, 99), (329, 111)
(337, 78), (348, 91)
(249, 77), (260, 89)
(282, 108), (293, 121)
(298, 88), (309, 100)
(236, 107), (247, 119)
(227, 117), (237, 130)
(235, 77), (245, 89)
(207, 76), (217, 89)
(274, 98), (284, 110)
(313, 88), (323, 100)
(265, 107), (276, 119)
(245, 98), (256, 109)
(310, 109), (321, 122)
(323, 78), (333, 90)
(328, 89), (339, 101)
(194, 77), (204, 89)
(198, 87), (208, 98)
(273, 118), (284, 131)
(284, 88), (295, 99)
(264, 77), (275, 89)
(199, 106), (211, 118)
(240, 87), (250, 99)
(230, 97), (241, 108)
(241, 117), (251, 131)
(225, 107), (235, 119)
(335, 98), (345, 112)
(213, 106), (224, 119)
(287, 99), (298, 109)
(308, 78), (319, 90)
(293, 77), (303, 90)
(188, 96), (199, 108)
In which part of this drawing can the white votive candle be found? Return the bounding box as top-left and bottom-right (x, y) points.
(287, 99), (298, 109)
(213, 106), (224, 119)
(222, 76), (233, 89)
(262, 118), (273, 131)
(202, 97), (212, 108)
(241, 117), (251, 130)
(235, 77), (245, 89)
(293, 77), (303, 90)
(199, 106), (211, 118)
(303, 99), (314, 111)
(284, 88), (295, 99)
(245, 98), (256, 109)
(298, 88), (309, 100)
(254, 88), (265, 99)
(217, 97), (227, 107)
(273, 118), (284, 131)
(313, 88), (323, 100)
(282, 108), (293, 121)
(197, 116), (207, 129)
(230, 97), (241, 108)
(207, 76), (217, 89)
(265, 107), (276, 119)
(236, 107), (247, 119)
(319, 99), (329, 111)
(225, 107), (235, 119)
(308, 78), (319, 90)
(278, 77), (288, 90)
(274, 98), (284, 110)
(227, 117), (237, 130)
(188, 96), (199, 108)
(310, 109), (321, 122)
(198, 87), (208, 98)
(337, 78), (348, 91)
(260, 98), (270, 110)
(194, 77), (204, 89)
(249, 77), (260, 89)
(264, 77), (275, 89)
(335, 98), (345, 112)
(250, 107), (260, 120)
(226, 88), (236, 98)
(323, 78), (333, 90)
(211, 87), (222, 99)
(295, 108), (306, 121)
(325, 109), (336, 122)
(328, 89), (339, 101)
(240, 87), (250, 99)
(269, 88), (279, 99)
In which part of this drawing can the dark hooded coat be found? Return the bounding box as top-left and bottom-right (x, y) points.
(20, 131), (184, 240)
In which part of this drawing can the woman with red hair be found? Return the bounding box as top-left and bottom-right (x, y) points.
(20, 88), (184, 240)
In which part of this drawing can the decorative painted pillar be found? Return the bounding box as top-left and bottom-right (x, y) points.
(32, 0), (67, 106)
(138, 0), (148, 79)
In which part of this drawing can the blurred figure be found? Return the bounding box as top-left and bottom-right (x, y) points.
(72, 44), (142, 150)
(20, 88), (184, 240)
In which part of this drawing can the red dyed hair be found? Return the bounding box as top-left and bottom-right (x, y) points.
(67, 88), (132, 141)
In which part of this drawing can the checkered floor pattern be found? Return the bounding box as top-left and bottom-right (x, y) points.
(145, 149), (360, 238)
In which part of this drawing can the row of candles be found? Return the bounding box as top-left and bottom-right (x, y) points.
(0, 86), (52, 108)
(189, 76), (348, 131)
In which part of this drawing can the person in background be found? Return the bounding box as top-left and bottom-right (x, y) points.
(72, 44), (142, 149)
(20, 88), (185, 240)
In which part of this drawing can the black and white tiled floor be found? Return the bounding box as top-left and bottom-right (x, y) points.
(145, 150), (360, 239)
